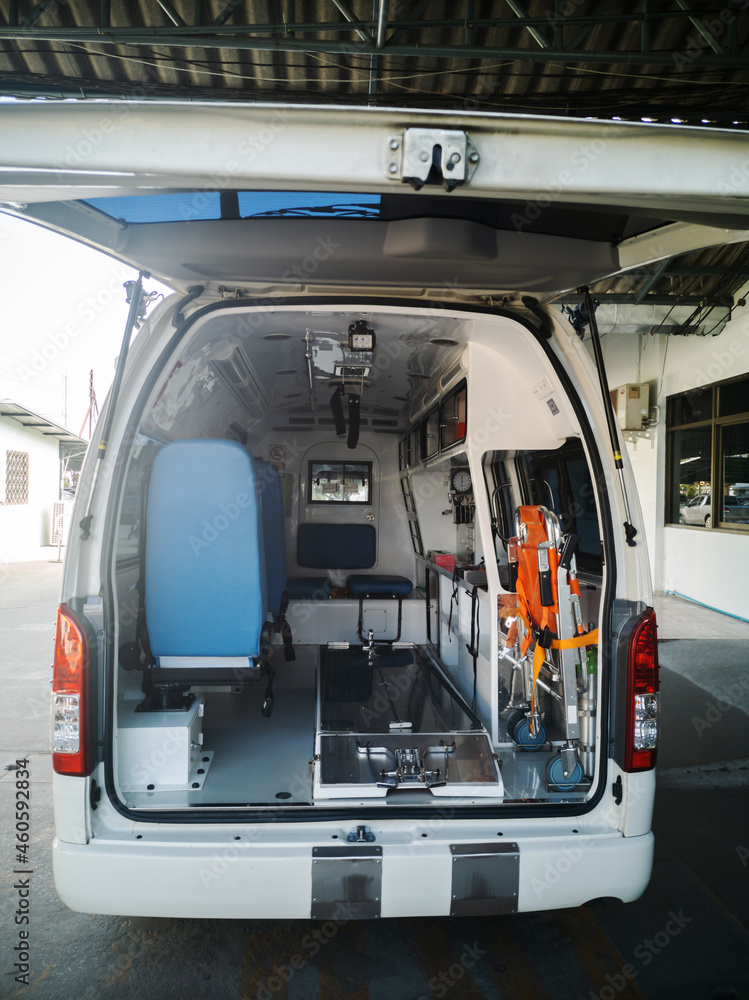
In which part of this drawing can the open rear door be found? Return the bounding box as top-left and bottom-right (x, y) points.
(1, 103), (749, 300)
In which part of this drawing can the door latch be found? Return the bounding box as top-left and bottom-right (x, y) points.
(385, 128), (480, 191)
(346, 825), (376, 843)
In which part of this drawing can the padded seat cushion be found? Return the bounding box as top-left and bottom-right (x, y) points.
(255, 459), (287, 617)
(347, 574), (413, 596)
(145, 439), (267, 660)
(286, 577), (332, 599)
(297, 523), (376, 569)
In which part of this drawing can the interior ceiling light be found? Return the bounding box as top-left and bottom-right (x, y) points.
(348, 319), (376, 353)
(430, 338), (459, 346)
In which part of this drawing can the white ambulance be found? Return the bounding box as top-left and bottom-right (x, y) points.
(4, 102), (745, 918)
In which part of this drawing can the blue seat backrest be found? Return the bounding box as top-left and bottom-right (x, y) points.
(297, 523), (376, 569)
(255, 459), (287, 617)
(145, 439), (267, 659)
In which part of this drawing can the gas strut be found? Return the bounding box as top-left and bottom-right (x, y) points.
(79, 273), (148, 540)
(578, 285), (638, 548)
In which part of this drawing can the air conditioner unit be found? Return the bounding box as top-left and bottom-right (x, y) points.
(610, 383), (650, 431)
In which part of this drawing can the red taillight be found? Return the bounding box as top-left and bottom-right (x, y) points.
(623, 607), (660, 772)
(52, 605), (90, 777)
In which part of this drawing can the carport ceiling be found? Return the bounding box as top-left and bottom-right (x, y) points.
(1, 0), (748, 123)
(1, 1), (749, 320)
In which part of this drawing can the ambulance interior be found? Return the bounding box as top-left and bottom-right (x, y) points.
(112, 305), (604, 813)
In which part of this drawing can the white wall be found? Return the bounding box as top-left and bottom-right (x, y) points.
(0, 417), (62, 561)
(588, 298), (749, 619)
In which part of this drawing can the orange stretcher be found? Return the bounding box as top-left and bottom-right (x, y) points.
(500, 505), (598, 788)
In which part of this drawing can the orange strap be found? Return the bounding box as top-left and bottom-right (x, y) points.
(529, 628), (599, 731)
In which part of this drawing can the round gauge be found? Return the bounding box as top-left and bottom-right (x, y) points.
(451, 469), (472, 494)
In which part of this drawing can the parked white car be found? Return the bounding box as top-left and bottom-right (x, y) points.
(681, 494), (749, 526)
(681, 493), (711, 526)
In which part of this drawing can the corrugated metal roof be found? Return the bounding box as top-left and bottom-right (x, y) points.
(0, 399), (89, 445)
(0, 1), (747, 123)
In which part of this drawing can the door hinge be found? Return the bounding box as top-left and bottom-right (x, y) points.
(386, 128), (480, 191)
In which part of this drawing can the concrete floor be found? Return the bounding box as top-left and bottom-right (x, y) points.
(1, 566), (747, 1000)
(654, 592), (749, 641)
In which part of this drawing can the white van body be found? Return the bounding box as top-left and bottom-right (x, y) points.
(4, 102), (747, 919)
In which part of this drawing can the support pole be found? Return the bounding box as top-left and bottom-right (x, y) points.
(79, 273), (147, 540)
(579, 286), (638, 547)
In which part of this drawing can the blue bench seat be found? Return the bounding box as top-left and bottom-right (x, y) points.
(347, 575), (413, 597)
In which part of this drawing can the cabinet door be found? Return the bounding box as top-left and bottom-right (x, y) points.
(441, 383), (467, 450)
(408, 425), (421, 467)
(423, 408), (440, 458)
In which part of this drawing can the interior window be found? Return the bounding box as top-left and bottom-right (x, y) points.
(523, 439), (602, 573)
(308, 461), (372, 504)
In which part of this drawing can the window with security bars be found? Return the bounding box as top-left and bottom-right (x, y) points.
(4, 450), (29, 505)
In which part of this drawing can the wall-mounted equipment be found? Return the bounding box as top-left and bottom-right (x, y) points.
(449, 467), (475, 524)
(610, 383), (650, 431)
(213, 345), (266, 416)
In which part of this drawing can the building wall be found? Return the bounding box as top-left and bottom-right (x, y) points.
(0, 418), (61, 561)
(593, 301), (749, 619)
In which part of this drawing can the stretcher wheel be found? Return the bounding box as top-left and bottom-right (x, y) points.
(545, 753), (584, 789)
(505, 708), (526, 740)
(513, 717), (546, 748)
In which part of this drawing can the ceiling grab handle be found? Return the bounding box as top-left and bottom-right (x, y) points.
(304, 329), (316, 413)
(347, 394), (361, 450)
(79, 272), (148, 541)
(579, 285), (638, 548)
(330, 384), (346, 437)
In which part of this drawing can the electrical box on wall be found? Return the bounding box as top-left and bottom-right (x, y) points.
(610, 383), (650, 430)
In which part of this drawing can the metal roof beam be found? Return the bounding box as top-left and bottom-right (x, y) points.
(504, 0), (550, 50)
(21, 0), (56, 28)
(634, 256), (672, 303)
(574, 294), (735, 306)
(214, 0), (246, 27)
(330, 0), (373, 43)
(628, 265), (749, 279)
(465, 0), (475, 46)
(564, 0), (619, 52)
(386, 0), (432, 45)
(674, 0), (725, 55)
(376, 0), (389, 48)
(155, 0), (187, 28)
(0, 28), (747, 68)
